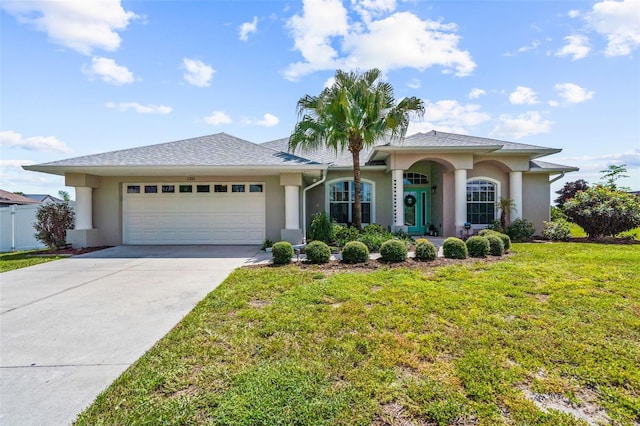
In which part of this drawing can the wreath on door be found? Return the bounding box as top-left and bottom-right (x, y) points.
(404, 194), (417, 207)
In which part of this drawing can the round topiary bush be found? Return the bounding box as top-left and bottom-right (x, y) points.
(466, 236), (490, 258)
(486, 234), (505, 256)
(443, 237), (468, 259)
(341, 241), (369, 264)
(415, 240), (437, 261)
(478, 229), (511, 252)
(272, 241), (294, 265)
(379, 239), (408, 262)
(305, 240), (331, 264)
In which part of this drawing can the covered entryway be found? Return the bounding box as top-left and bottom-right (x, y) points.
(122, 182), (265, 244)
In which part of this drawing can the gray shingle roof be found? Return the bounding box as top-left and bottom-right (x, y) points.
(261, 137), (378, 167)
(529, 160), (579, 172)
(0, 189), (41, 205)
(397, 131), (557, 152)
(36, 133), (320, 167)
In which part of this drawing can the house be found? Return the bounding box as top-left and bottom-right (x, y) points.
(0, 189), (42, 207)
(23, 131), (578, 248)
(24, 194), (65, 204)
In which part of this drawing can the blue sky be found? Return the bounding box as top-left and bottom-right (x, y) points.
(1, 0), (639, 198)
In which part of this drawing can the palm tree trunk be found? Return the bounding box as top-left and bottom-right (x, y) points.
(352, 150), (362, 229)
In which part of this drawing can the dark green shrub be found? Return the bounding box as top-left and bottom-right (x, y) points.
(486, 234), (504, 256)
(506, 218), (536, 242)
(550, 205), (567, 221)
(362, 223), (386, 235)
(415, 240), (437, 261)
(563, 186), (640, 238)
(392, 229), (412, 242)
(466, 236), (490, 258)
(542, 219), (571, 241)
(341, 241), (369, 264)
(478, 229), (511, 252)
(357, 232), (391, 252)
(443, 237), (468, 259)
(34, 202), (75, 249)
(308, 212), (334, 244)
(486, 220), (503, 233)
(305, 240), (331, 264)
(334, 225), (361, 247)
(379, 239), (407, 262)
(272, 241), (294, 265)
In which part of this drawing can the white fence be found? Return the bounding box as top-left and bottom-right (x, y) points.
(0, 204), (45, 252)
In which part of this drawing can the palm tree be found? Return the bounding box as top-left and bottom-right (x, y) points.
(497, 198), (517, 231)
(289, 69), (424, 229)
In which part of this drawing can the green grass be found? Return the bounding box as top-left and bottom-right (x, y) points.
(569, 222), (640, 240)
(0, 250), (64, 272)
(76, 244), (640, 425)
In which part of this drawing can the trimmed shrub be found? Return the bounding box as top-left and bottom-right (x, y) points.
(341, 241), (369, 264)
(380, 239), (408, 262)
(478, 229), (511, 252)
(34, 202), (75, 249)
(506, 218), (536, 242)
(334, 225), (361, 247)
(308, 212), (334, 244)
(542, 219), (571, 241)
(272, 241), (294, 265)
(443, 237), (468, 259)
(486, 234), (505, 256)
(362, 223), (386, 235)
(466, 236), (490, 258)
(415, 239), (437, 261)
(392, 229), (412, 242)
(305, 240), (331, 264)
(358, 232), (391, 252)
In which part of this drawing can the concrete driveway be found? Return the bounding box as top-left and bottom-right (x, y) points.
(0, 245), (264, 425)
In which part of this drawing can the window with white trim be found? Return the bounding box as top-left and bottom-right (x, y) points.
(327, 180), (373, 225)
(467, 179), (497, 224)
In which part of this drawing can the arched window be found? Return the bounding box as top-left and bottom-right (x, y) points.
(326, 179), (374, 225)
(403, 172), (429, 185)
(466, 179), (498, 224)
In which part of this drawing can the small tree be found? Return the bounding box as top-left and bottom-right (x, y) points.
(496, 198), (517, 230)
(555, 179), (589, 209)
(58, 190), (72, 202)
(34, 203), (75, 249)
(599, 164), (630, 191)
(563, 186), (640, 238)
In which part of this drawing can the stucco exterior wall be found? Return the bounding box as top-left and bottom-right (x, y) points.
(523, 173), (551, 234)
(468, 162), (509, 201)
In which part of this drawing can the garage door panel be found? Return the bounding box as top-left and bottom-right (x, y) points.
(123, 183), (266, 245)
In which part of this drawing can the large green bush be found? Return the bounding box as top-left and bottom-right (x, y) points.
(415, 239), (437, 261)
(34, 202), (75, 249)
(563, 186), (640, 238)
(466, 236), (490, 258)
(478, 229), (511, 252)
(272, 241), (294, 265)
(358, 232), (391, 252)
(362, 223), (386, 234)
(379, 239), (407, 262)
(341, 241), (369, 264)
(308, 212), (334, 244)
(334, 225), (360, 247)
(506, 218), (536, 242)
(542, 219), (571, 241)
(443, 237), (468, 259)
(486, 234), (505, 256)
(304, 241), (331, 264)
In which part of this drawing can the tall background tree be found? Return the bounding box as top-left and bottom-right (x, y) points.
(289, 68), (424, 229)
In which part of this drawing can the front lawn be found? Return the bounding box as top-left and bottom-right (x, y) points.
(76, 243), (639, 425)
(0, 250), (65, 272)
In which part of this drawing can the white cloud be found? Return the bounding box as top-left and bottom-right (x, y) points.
(1, 0), (138, 55)
(468, 88), (486, 99)
(106, 102), (172, 114)
(0, 159), (36, 167)
(253, 113), (280, 127)
(586, 0), (640, 56)
(509, 86), (539, 105)
(568, 10), (581, 18)
(182, 58), (214, 87)
(556, 150), (640, 168)
(407, 78), (420, 89)
(284, 2), (475, 80)
(504, 40), (540, 56)
(408, 100), (490, 134)
(83, 57), (134, 85)
(239, 16), (258, 41)
(204, 111), (232, 125)
(0, 130), (73, 154)
(490, 111), (552, 139)
(324, 76), (336, 88)
(553, 83), (595, 104)
(555, 34), (590, 60)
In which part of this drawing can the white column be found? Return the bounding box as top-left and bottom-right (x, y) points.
(75, 186), (93, 230)
(392, 169), (404, 227)
(509, 171), (523, 221)
(284, 185), (300, 230)
(454, 169), (467, 228)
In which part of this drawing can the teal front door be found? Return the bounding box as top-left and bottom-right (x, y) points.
(404, 189), (429, 235)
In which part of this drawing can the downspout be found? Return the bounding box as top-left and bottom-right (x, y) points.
(549, 172), (565, 184)
(302, 169), (327, 242)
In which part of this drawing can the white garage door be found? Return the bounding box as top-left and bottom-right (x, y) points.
(123, 182), (265, 245)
